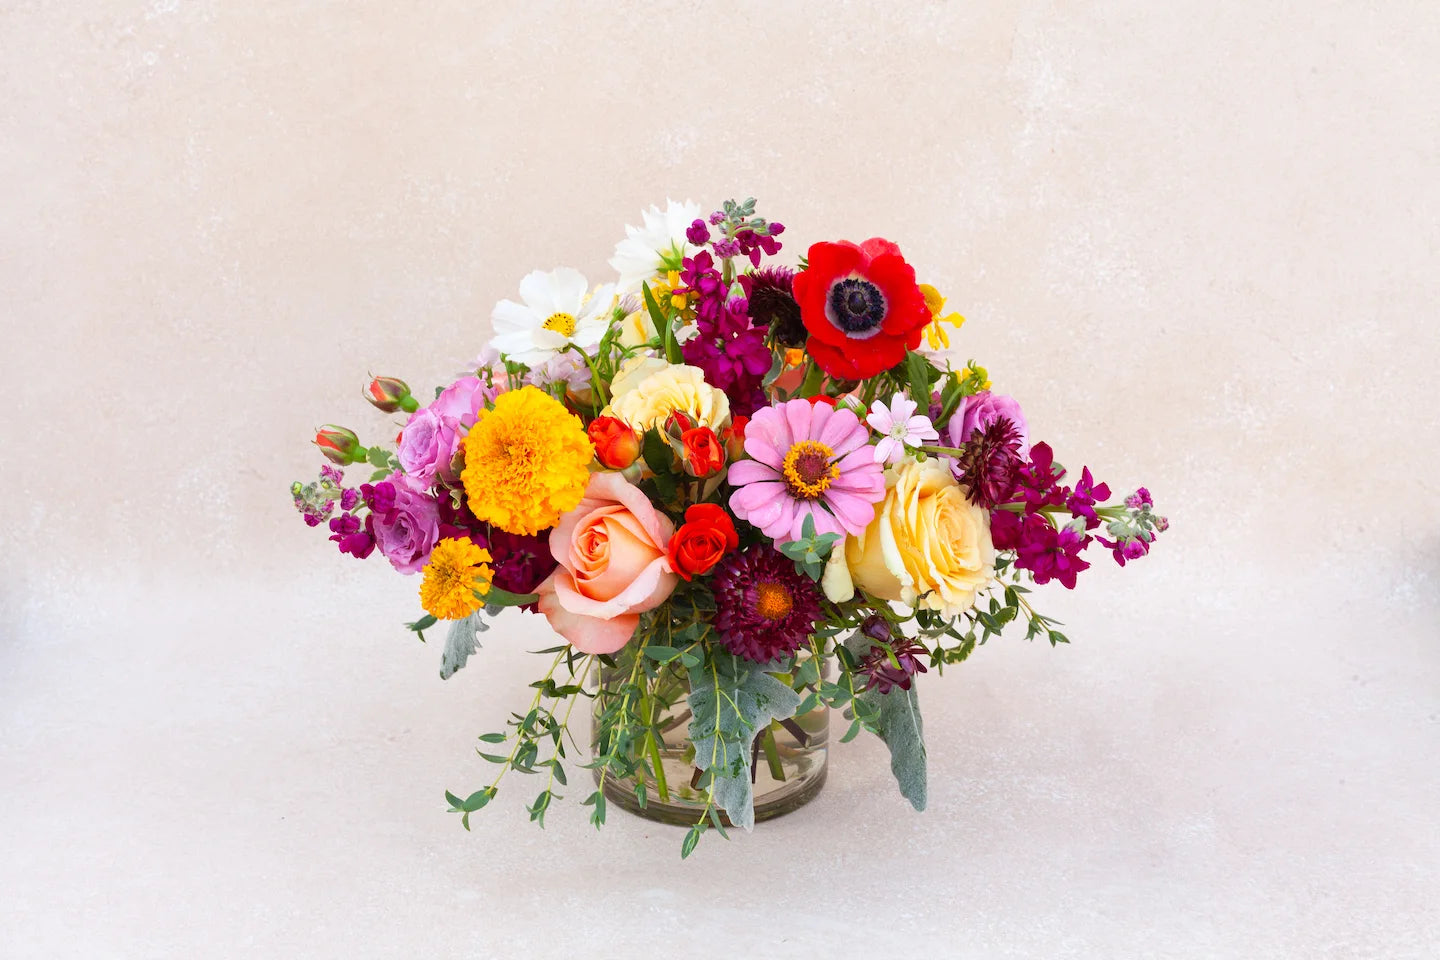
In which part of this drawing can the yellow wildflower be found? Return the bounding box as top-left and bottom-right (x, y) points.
(918, 283), (966, 351)
(461, 386), (593, 536)
(419, 537), (493, 621)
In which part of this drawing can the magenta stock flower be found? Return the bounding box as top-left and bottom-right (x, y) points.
(728, 399), (885, 543)
(991, 511), (1092, 589)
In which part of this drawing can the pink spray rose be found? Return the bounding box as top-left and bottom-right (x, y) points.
(535, 471), (678, 654)
(397, 376), (501, 485)
(947, 390), (1031, 456)
(369, 473), (442, 574)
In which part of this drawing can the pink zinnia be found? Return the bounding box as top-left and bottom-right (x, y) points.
(728, 399), (885, 543)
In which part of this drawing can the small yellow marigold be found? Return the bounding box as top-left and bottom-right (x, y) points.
(461, 385), (593, 536)
(419, 537), (493, 621)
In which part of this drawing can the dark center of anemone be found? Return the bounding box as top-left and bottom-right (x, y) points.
(827, 277), (887, 335)
(754, 580), (794, 621)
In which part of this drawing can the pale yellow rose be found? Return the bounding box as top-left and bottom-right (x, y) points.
(605, 362), (731, 433)
(823, 458), (995, 617)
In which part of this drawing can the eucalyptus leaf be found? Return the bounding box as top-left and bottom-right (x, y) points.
(687, 651), (802, 832)
(844, 632), (928, 811)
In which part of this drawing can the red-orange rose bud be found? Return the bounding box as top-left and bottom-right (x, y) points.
(680, 426), (724, 478)
(665, 504), (740, 581)
(723, 415), (749, 462)
(365, 376), (418, 413)
(587, 416), (641, 469)
(315, 425), (367, 465)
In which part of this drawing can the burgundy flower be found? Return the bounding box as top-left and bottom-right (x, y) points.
(711, 546), (822, 663)
(954, 417), (1025, 508)
(855, 617), (929, 694)
(744, 266), (804, 348)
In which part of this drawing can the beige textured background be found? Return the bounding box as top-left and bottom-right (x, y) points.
(3, 1), (1438, 957)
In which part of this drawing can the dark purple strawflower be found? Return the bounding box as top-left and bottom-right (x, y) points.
(485, 529), (558, 610)
(712, 546), (822, 663)
(955, 417), (1025, 508)
(857, 636), (930, 695)
(744, 266), (804, 347)
(328, 513), (376, 559)
(686, 218), (711, 246)
(1066, 466), (1111, 529)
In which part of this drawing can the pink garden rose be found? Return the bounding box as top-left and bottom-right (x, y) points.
(370, 473), (441, 574)
(397, 376), (500, 484)
(947, 390), (1031, 456)
(536, 471), (678, 654)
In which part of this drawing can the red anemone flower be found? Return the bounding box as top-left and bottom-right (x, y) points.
(791, 239), (932, 379)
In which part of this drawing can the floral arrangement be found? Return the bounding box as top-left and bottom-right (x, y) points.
(291, 198), (1167, 857)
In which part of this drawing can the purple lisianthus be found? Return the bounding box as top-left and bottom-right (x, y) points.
(947, 391), (1031, 457)
(366, 474), (442, 574)
(397, 376), (499, 484)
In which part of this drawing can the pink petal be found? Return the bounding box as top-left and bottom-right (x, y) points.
(822, 408), (870, 456)
(783, 399), (815, 446)
(823, 488), (882, 532)
(728, 460), (781, 486)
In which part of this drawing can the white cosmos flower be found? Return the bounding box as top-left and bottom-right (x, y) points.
(608, 198), (704, 291)
(490, 268), (617, 366)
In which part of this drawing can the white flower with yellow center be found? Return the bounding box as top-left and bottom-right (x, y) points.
(490, 268), (617, 366)
(608, 199), (704, 291)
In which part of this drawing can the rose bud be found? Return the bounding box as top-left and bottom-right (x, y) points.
(587, 416), (641, 470)
(722, 415), (748, 462)
(315, 425), (368, 465)
(364, 376), (419, 413)
(680, 426), (725, 478)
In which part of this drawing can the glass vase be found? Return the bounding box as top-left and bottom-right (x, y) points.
(590, 651), (829, 827)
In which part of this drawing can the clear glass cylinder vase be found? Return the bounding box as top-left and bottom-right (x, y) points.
(590, 651), (828, 827)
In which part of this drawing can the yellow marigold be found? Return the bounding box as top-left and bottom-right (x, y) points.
(419, 537), (493, 621)
(461, 385), (593, 535)
(604, 362), (730, 433)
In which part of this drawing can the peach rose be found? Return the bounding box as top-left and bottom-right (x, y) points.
(535, 471), (678, 653)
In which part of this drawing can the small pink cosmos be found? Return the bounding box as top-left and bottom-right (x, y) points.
(865, 395), (939, 465)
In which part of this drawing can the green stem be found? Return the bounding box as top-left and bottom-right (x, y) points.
(562, 342), (609, 409)
(645, 677), (671, 803)
(761, 723), (785, 782)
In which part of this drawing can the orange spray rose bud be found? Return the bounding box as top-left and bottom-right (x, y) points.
(365, 376), (418, 413)
(587, 416), (641, 470)
(680, 426), (725, 478)
(723, 415), (748, 462)
(315, 425), (367, 465)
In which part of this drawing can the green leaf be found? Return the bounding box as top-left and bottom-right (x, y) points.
(441, 607), (495, 680)
(681, 823), (703, 859)
(477, 732), (507, 744)
(906, 351), (937, 409)
(643, 282), (683, 364)
(642, 428), (672, 476)
(844, 631), (928, 811)
(642, 645), (680, 663)
(483, 588), (539, 608)
(407, 614), (438, 634)
(686, 650), (802, 832)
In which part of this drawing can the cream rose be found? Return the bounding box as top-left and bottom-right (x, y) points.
(822, 458), (995, 617)
(605, 362), (730, 433)
(535, 471), (678, 654)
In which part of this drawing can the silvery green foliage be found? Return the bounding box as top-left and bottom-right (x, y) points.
(845, 633), (928, 811)
(686, 651), (802, 831)
(440, 607), (497, 680)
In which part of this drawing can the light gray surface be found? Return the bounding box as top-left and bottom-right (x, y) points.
(3, 1), (1438, 956)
